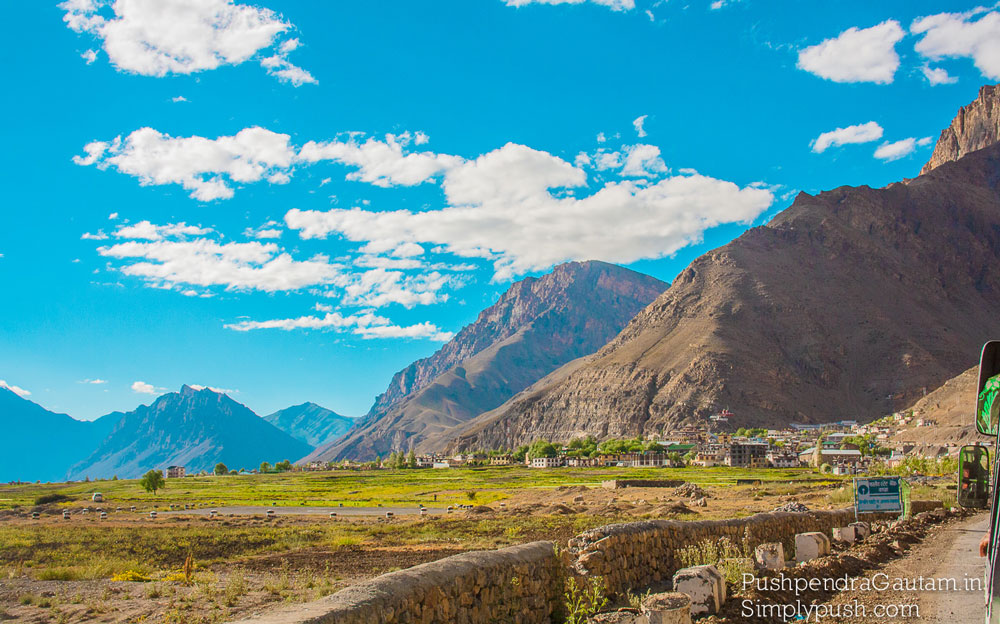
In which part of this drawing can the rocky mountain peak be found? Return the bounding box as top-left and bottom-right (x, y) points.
(922, 83), (1000, 174)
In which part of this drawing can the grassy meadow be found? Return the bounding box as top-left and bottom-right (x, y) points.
(0, 465), (830, 510)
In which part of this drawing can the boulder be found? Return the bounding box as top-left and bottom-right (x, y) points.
(794, 532), (831, 562)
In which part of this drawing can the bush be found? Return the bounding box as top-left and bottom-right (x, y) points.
(34, 493), (70, 506)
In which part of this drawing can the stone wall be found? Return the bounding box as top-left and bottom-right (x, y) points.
(601, 479), (686, 489)
(568, 502), (942, 596)
(228, 541), (561, 624)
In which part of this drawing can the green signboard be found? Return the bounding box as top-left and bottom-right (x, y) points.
(854, 476), (902, 514)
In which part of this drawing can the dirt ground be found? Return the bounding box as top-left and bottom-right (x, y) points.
(0, 480), (919, 623)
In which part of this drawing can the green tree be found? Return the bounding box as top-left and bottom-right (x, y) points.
(139, 469), (165, 494)
(527, 439), (559, 459)
(275, 459), (292, 472)
(214, 462), (228, 475)
(512, 445), (530, 462)
(406, 449), (417, 469)
(259, 461), (271, 473)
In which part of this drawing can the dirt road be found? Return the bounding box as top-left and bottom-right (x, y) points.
(822, 512), (989, 623)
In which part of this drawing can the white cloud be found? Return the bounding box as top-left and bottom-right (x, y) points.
(797, 20), (904, 84)
(81, 230), (109, 240)
(503, 0), (635, 10)
(620, 144), (668, 177)
(74, 126), (296, 201)
(225, 309), (453, 341)
(314, 303), (333, 313)
(113, 220), (211, 240)
(286, 163), (773, 281)
(79, 378), (108, 384)
(172, 95), (188, 102)
(0, 380), (31, 398)
(81, 49), (98, 64)
(298, 132), (461, 188)
(912, 9), (1000, 80)
(59, 0), (314, 85)
(810, 121), (884, 153)
(98, 238), (340, 293)
(873, 137), (932, 161)
(189, 384), (236, 394)
(920, 64), (958, 85)
(633, 115), (648, 138)
(108, 212), (119, 220)
(131, 380), (156, 394)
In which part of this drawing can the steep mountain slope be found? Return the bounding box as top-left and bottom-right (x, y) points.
(0, 387), (118, 483)
(923, 84), (1000, 174)
(891, 366), (981, 450)
(67, 386), (311, 480)
(264, 402), (354, 447)
(307, 261), (666, 461)
(442, 86), (1000, 451)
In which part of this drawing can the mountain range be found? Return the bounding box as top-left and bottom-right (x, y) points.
(1, 385), (350, 482)
(303, 260), (666, 461)
(428, 84), (1000, 452)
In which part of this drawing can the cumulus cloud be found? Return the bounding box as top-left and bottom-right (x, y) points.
(287, 164), (773, 281)
(873, 137), (933, 161)
(0, 380), (31, 398)
(114, 220), (211, 240)
(81, 230), (109, 240)
(225, 309), (453, 341)
(503, 0), (635, 10)
(620, 144), (668, 177)
(79, 378), (108, 384)
(81, 49), (98, 64)
(633, 115), (648, 138)
(189, 384), (236, 394)
(912, 9), (1000, 80)
(797, 20), (904, 84)
(73, 127), (296, 201)
(298, 132), (461, 188)
(243, 221), (284, 239)
(131, 380), (156, 394)
(59, 0), (314, 85)
(98, 239), (340, 293)
(811, 121), (884, 153)
(921, 64), (958, 85)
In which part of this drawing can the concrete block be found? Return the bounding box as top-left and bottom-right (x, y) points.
(849, 521), (870, 540)
(832, 526), (856, 544)
(672, 565), (724, 615)
(754, 542), (785, 570)
(794, 532), (831, 562)
(641, 591), (693, 624)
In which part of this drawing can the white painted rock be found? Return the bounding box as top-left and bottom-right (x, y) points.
(832, 526), (856, 544)
(672, 565), (724, 615)
(794, 532), (831, 562)
(754, 542), (785, 570)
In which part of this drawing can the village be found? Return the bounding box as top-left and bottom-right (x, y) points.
(279, 409), (951, 477)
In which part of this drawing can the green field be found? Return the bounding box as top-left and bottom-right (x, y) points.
(0, 466), (832, 510)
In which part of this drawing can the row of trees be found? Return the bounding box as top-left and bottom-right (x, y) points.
(512, 435), (676, 460)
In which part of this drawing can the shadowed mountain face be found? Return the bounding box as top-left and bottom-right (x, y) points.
(438, 86), (1000, 451)
(0, 388), (118, 483)
(264, 402), (354, 447)
(305, 261), (666, 461)
(67, 386), (312, 480)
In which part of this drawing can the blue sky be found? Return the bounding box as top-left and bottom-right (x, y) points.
(1, 0), (995, 421)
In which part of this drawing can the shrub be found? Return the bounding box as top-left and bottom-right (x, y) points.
(111, 570), (152, 582)
(563, 577), (607, 624)
(34, 493), (70, 506)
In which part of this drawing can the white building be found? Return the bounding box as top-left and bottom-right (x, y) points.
(531, 456), (564, 468)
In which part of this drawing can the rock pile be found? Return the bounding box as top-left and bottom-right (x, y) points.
(772, 501), (809, 513)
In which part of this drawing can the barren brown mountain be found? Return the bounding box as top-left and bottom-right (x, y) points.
(922, 84), (1000, 175)
(437, 85), (1000, 452)
(891, 366), (982, 451)
(304, 261), (666, 461)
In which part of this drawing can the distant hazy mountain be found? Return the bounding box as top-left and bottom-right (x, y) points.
(66, 385), (311, 480)
(264, 402), (354, 447)
(0, 387), (118, 483)
(306, 260), (667, 461)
